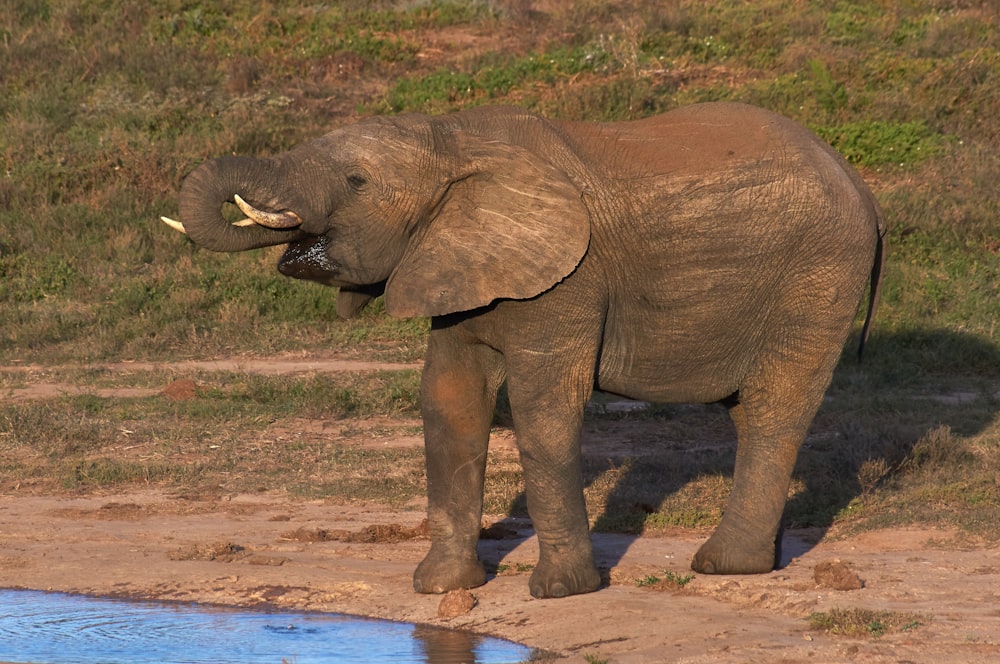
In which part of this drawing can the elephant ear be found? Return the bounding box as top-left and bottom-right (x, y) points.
(384, 133), (590, 318)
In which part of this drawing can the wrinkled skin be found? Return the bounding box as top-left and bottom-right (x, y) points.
(166, 103), (885, 599)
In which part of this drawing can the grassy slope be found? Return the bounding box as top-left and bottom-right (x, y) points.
(1, 0), (998, 536)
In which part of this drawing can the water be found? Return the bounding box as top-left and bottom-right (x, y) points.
(0, 590), (533, 664)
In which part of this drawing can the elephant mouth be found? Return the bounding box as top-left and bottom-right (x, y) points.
(278, 236), (345, 285)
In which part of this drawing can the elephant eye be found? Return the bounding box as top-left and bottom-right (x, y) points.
(347, 173), (368, 190)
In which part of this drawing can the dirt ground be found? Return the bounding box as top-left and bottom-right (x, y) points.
(2, 358), (1000, 662)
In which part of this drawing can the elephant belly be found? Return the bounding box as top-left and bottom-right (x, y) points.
(596, 352), (742, 405)
(595, 306), (759, 405)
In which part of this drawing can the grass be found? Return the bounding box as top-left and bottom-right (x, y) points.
(0, 370), (424, 497)
(495, 562), (536, 575)
(0, 1), (998, 541)
(2, 1), (996, 365)
(808, 608), (925, 638)
(635, 570), (695, 589)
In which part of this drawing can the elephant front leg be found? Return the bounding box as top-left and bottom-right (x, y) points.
(519, 440), (601, 598)
(413, 338), (503, 594)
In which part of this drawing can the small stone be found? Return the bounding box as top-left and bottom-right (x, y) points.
(437, 589), (477, 618)
(814, 560), (863, 590)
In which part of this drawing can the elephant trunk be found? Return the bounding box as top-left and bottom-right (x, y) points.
(178, 156), (310, 252)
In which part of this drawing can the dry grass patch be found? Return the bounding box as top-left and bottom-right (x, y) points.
(808, 608), (926, 639)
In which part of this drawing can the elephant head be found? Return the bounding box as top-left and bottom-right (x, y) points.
(163, 110), (592, 318)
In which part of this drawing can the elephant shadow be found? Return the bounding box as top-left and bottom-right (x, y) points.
(480, 328), (1000, 581)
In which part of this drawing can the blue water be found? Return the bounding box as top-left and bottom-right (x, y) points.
(0, 590), (533, 663)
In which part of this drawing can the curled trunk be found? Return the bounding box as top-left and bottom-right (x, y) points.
(178, 156), (309, 252)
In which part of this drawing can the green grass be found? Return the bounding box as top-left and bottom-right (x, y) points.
(376, 45), (620, 113)
(636, 570), (695, 589)
(0, 0), (998, 538)
(2, 1), (996, 363)
(812, 120), (951, 168)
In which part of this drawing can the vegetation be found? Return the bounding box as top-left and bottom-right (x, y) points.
(636, 570), (695, 589)
(1, 370), (423, 497)
(1, 1), (998, 540)
(808, 608), (924, 638)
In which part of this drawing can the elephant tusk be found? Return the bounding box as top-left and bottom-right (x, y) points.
(160, 216), (256, 234)
(160, 216), (187, 234)
(233, 194), (303, 229)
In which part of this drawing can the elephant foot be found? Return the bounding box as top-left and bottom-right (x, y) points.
(528, 561), (601, 599)
(413, 550), (486, 594)
(690, 528), (779, 575)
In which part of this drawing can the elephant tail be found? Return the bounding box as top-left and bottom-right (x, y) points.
(856, 217), (887, 362)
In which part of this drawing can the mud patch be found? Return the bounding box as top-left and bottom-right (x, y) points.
(51, 502), (148, 521)
(97, 502), (145, 519)
(247, 555), (290, 566)
(243, 584), (311, 603)
(282, 521), (430, 544)
(169, 541), (249, 562)
(479, 521), (525, 540)
(814, 559), (864, 590)
(161, 378), (198, 401)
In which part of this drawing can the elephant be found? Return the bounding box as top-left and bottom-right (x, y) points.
(162, 102), (885, 599)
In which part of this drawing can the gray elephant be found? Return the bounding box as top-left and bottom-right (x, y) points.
(163, 102), (885, 599)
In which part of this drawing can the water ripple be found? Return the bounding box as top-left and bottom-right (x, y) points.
(0, 589), (532, 663)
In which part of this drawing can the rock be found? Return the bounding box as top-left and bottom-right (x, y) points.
(437, 589), (477, 618)
(814, 560), (863, 590)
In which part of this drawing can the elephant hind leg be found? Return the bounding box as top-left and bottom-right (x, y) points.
(691, 354), (836, 575)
